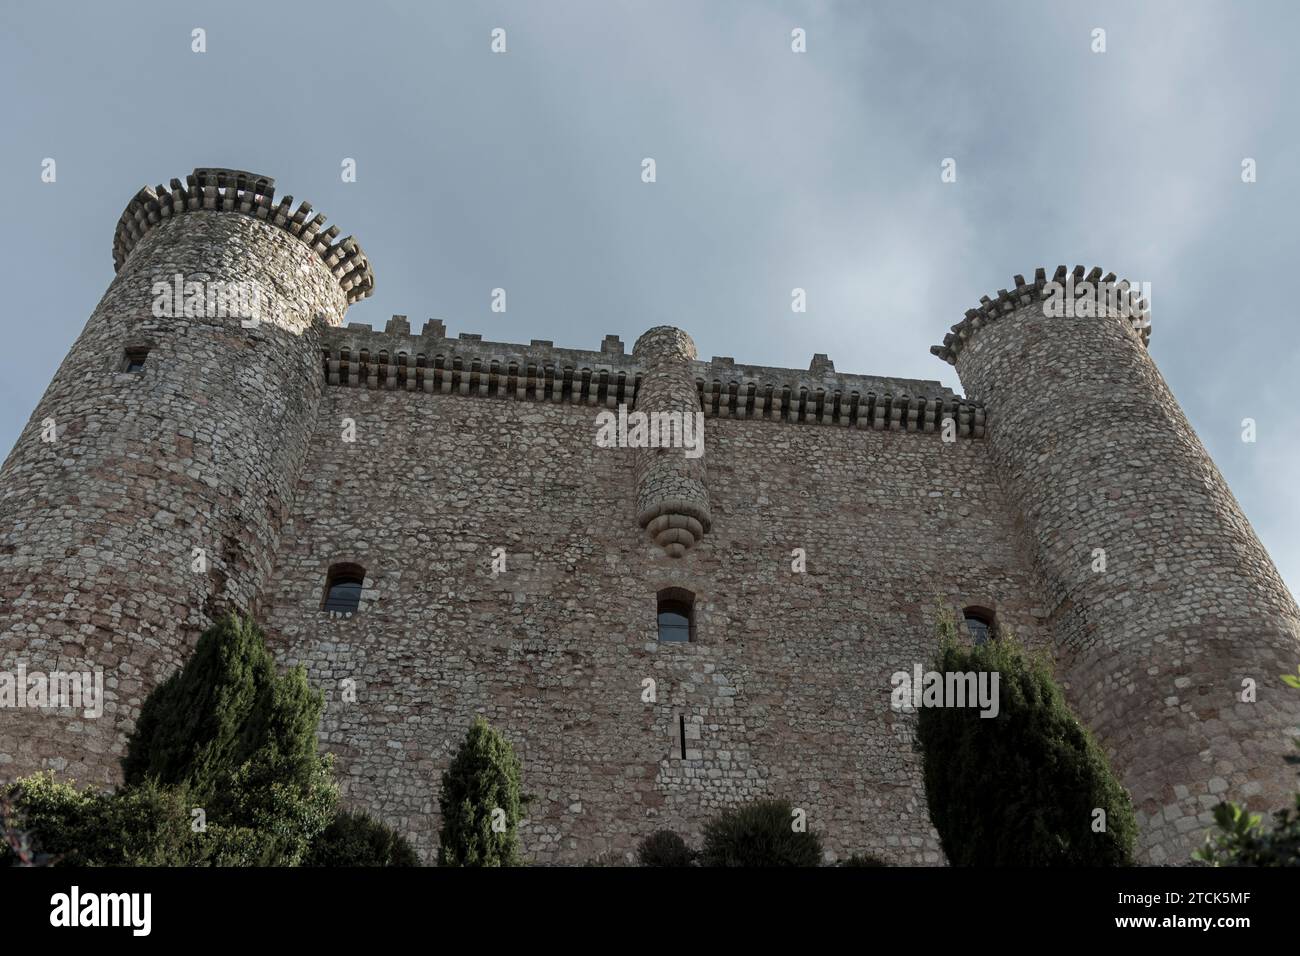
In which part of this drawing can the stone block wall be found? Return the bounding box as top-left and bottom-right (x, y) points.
(5, 167), (1296, 868)
(259, 337), (1048, 864)
(0, 171), (364, 786)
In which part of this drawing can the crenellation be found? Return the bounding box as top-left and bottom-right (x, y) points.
(319, 323), (976, 435)
(3, 168), (1296, 868)
(933, 264), (1150, 365)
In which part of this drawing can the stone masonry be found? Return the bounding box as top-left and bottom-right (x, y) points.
(1, 169), (1297, 866)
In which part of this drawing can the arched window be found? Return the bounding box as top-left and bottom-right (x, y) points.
(963, 607), (997, 646)
(657, 588), (695, 643)
(323, 563), (366, 615)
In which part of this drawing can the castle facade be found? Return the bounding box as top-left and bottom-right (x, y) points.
(2, 168), (1297, 865)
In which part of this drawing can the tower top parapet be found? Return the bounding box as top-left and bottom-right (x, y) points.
(111, 167), (375, 304)
(931, 265), (1151, 366)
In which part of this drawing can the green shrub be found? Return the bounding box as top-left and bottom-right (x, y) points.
(698, 798), (823, 867)
(1194, 665), (1300, 866)
(636, 829), (695, 866)
(0, 773), (247, 866)
(305, 809), (420, 867)
(437, 717), (527, 866)
(1, 772), (105, 866)
(3, 615), (380, 867)
(1195, 798), (1300, 867)
(915, 607), (1136, 865)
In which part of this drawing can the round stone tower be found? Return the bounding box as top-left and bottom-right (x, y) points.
(935, 265), (1300, 862)
(631, 326), (712, 557)
(0, 168), (372, 785)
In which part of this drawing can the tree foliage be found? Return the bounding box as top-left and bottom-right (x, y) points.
(4, 614), (416, 867)
(437, 717), (527, 866)
(698, 798), (823, 867)
(915, 607), (1136, 865)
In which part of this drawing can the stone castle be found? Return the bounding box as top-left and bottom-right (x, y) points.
(2, 167), (1298, 865)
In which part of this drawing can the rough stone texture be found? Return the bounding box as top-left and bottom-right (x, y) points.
(947, 270), (1300, 864)
(259, 375), (1046, 865)
(631, 326), (712, 556)
(0, 178), (352, 786)
(2, 171), (1296, 868)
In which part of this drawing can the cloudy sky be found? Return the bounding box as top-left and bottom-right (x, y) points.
(2, 0), (1297, 593)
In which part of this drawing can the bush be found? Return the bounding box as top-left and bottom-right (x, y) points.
(1, 773), (109, 866)
(0, 772), (278, 866)
(698, 799), (823, 867)
(841, 853), (888, 866)
(437, 717), (527, 866)
(636, 829), (695, 866)
(305, 809), (420, 867)
(915, 607), (1136, 865)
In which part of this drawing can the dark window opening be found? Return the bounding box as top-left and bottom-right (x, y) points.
(679, 715), (687, 759)
(657, 588), (695, 643)
(122, 347), (149, 373)
(963, 607), (997, 646)
(323, 563), (366, 615)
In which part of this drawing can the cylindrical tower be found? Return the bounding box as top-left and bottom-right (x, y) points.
(0, 168), (372, 785)
(631, 326), (711, 557)
(935, 265), (1300, 863)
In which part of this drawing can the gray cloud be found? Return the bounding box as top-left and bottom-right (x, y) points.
(1, 0), (1296, 591)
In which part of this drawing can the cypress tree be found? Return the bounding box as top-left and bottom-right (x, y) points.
(437, 717), (526, 866)
(122, 613), (337, 864)
(915, 607), (1136, 865)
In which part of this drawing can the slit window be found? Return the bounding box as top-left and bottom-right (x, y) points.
(122, 347), (149, 373)
(679, 715), (687, 759)
(323, 563), (366, 615)
(657, 588), (695, 643)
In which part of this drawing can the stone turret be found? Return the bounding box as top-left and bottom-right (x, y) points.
(937, 265), (1300, 862)
(631, 326), (712, 557)
(0, 168), (372, 785)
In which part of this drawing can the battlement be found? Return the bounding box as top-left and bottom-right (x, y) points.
(112, 167), (375, 304)
(931, 265), (1151, 365)
(9, 165), (1298, 867)
(319, 319), (985, 436)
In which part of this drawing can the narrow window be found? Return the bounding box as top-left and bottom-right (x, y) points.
(657, 588), (695, 643)
(323, 563), (366, 615)
(963, 607), (997, 646)
(679, 715), (687, 759)
(122, 347), (149, 373)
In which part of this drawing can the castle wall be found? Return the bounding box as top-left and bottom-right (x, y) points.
(261, 361), (1049, 865)
(9, 167), (1294, 868)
